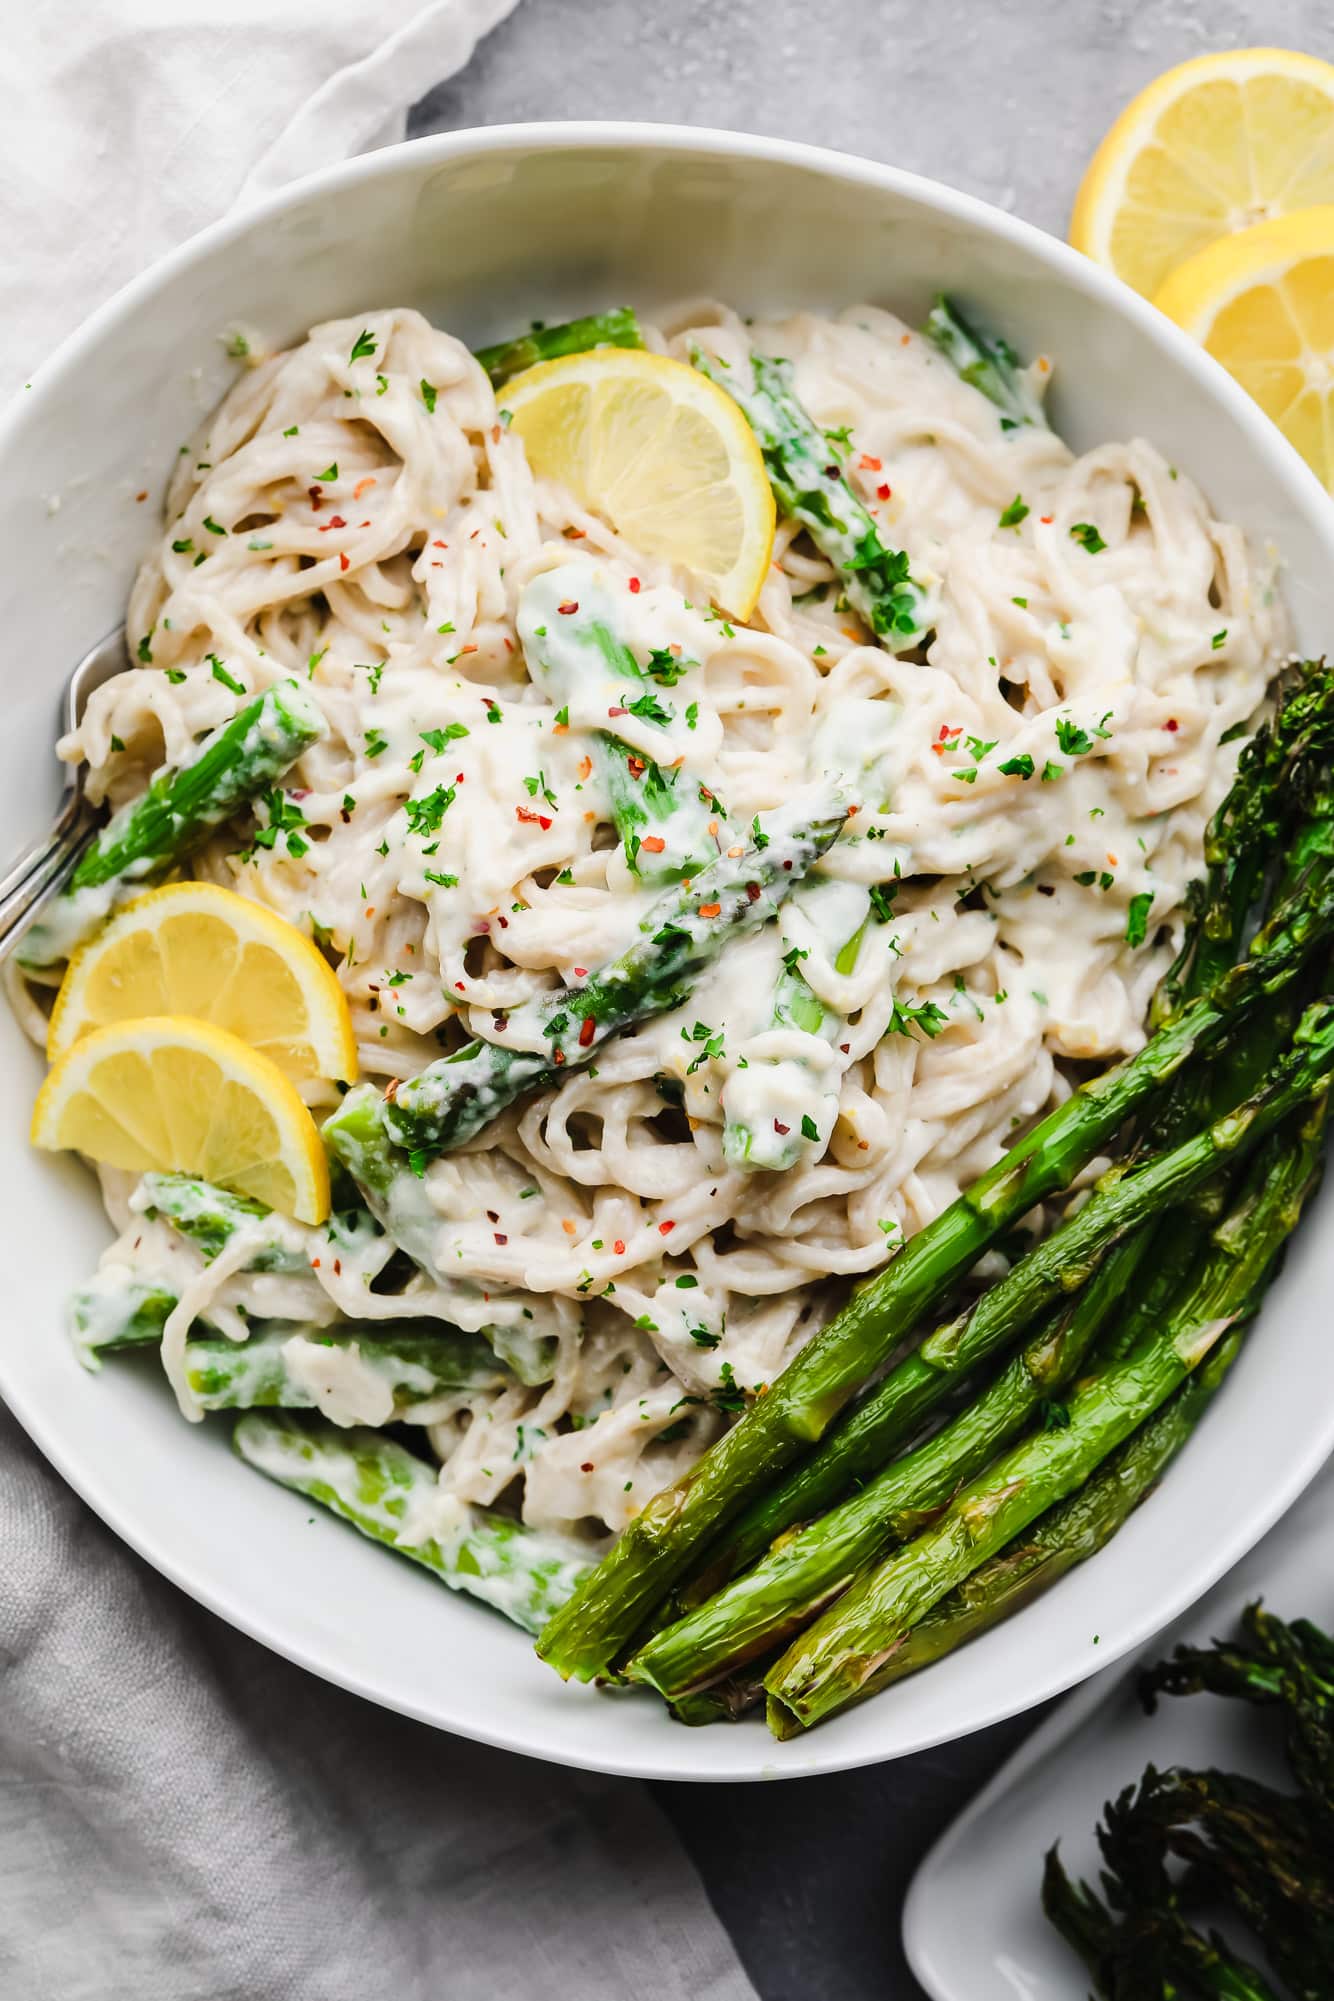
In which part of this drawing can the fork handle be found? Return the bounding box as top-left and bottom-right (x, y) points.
(0, 807), (102, 964)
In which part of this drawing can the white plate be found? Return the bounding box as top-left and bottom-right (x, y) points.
(902, 1457), (1334, 1997)
(4, 124), (1334, 1782)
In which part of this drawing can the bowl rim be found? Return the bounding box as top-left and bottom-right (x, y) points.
(6, 118), (1334, 1783)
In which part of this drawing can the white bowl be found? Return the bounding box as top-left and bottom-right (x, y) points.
(4, 124), (1333, 1783)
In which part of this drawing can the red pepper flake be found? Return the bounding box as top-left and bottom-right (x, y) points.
(517, 806), (543, 826)
(455, 981), (466, 992)
(565, 526), (586, 539)
(354, 477), (377, 499)
(459, 643), (478, 656)
(494, 1232), (508, 1245)
(553, 1048), (565, 1065)
(745, 881), (761, 901)
(578, 1015), (596, 1047)
(333, 1259), (342, 1276)
(607, 705), (627, 718)
(839, 1042), (851, 1054)
(558, 600), (579, 615)
(613, 1239), (625, 1256)
(658, 1220), (675, 1235)
(773, 1120), (790, 1136)
(628, 576), (641, 593)
(432, 538), (448, 548)
(577, 755), (592, 780)
(580, 1462), (594, 1474)
(626, 754), (646, 779)
(859, 454), (882, 471)
(824, 464), (842, 481)
(698, 902), (721, 918)
(1040, 514), (1053, 525)
(339, 551), (350, 571)
(876, 483), (891, 500)
(573, 966), (588, 978)
(641, 834), (666, 853)
(135, 489), (148, 503)
(493, 1014), (508, 1032)
(491, 424), (501, 444)
(1165, 718), (1179, 733)
(308, 485), (324, 511)
(310, 1257), (321, 1269)
(319, 515), (348, 532)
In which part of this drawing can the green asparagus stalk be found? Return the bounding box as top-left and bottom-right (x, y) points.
(20, 682), (325, 967)
(629, 1233), (1135, 1701)
(184, 1321), (510, 1410)
(721, 881), (870, 1173)
(535, 872), (1334, 1684)
(233, 1412), (589, 1635)
(923, 296), (1048, 429)
(69, 1272), (178, 1366)
(863, 1327), (1245, 1691)
(474, 307), (644, 388)
(1042, 1822), (1284, 2001)
(517, 563), (718, 886)
(763, 1082), (1328, 1736)
(691, 346), (928, 648)
(327, 789), (849, 1168)
(137, 1170), (379, 1273)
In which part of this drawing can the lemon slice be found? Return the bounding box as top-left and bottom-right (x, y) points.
(32, 1017), (331, 1223)
(1155, 207), (1334, 488)
(1071, 48), (1334, 300)
(47, 882), (356, 1083)
(502, 349), (776, 619)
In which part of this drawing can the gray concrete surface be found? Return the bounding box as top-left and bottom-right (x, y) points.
(410, 7), (1332, 1995)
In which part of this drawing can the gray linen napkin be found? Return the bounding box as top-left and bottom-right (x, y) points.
(0, 1403), (755, 2001)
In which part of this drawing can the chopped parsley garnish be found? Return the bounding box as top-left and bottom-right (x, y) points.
(349, 329), (377, 362)
(998, 753), (1034, 780)
(800, 1114), (820, 1141)
(868, 883), (898, 923)
(1069, 521), (1107, 554)
(890, 999), (948, 1040)
(364, 728), (389, 758)
(420, 379), (438, 413)
(424, 869), (459, 888)
(314, 463), (338, 484)
(645, 647), (687, 686)
(685, 701), (699, 730)
(203, 515), (227, 536)
(404, 786), (456, 837)
(171, 537), (193, 554)
(625, 689), (673, 726)
(239, 789), (308, 862)
(1125, 891), (1154, 948)
(998, 493), (1030, 529)
(1040, 760), (1063, 782)
(1211, 629), (1228, 650)
(208, 654), (245, 695)
(1055, 717), (1093, 757)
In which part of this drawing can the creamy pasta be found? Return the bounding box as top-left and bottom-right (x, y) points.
(30, 299), (1286, 1545)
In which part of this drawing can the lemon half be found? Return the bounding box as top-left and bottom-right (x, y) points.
(503, 348), (776, 620)
(32, 1017), (331, 1223)
(1071, 48), (1334, 301)
(1155, 205), (1334, 488)
(47, 881), (356, 1083)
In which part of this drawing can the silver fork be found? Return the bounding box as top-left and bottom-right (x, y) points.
(0, 629), (127, 961)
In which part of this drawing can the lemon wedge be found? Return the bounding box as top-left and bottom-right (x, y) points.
(32, 1017), (331, 1223)
(1155, 206), (1334, 488)
(47, 882), (356, 1083)
(502, 349), (776, 619)
(1071, 48), (1334, 300)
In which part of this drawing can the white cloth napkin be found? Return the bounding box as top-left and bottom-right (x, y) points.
(1, 11), (758, 1997)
